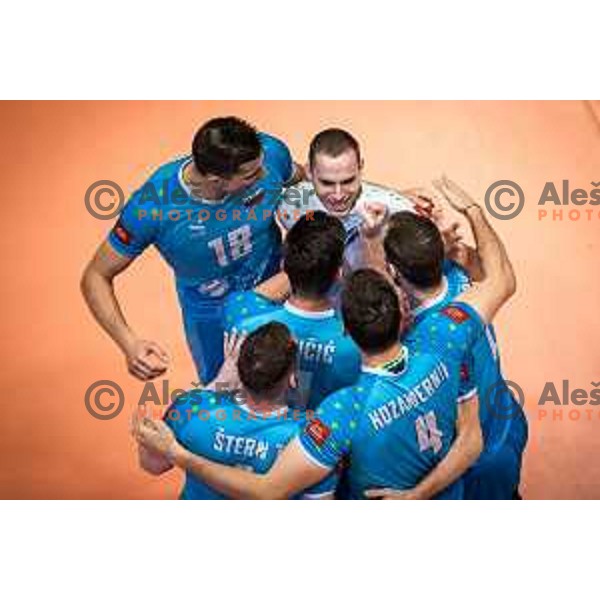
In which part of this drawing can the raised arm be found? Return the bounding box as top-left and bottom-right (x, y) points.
(357, 201), (393, 277)
(433, 176), (516, 324)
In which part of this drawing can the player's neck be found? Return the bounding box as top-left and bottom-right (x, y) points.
(287, 295), (332, 313)
(412, 278), (447, 307)
(362, 342), (404, 370)
(182, 162), (226, 202)
(243, 392), (287, 415)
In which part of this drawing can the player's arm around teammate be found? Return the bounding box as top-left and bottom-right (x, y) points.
(366, 396), (482, 500)
(134, 416), (331, 499)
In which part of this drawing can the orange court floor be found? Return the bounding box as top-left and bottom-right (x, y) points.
(0, 100), (598, 499)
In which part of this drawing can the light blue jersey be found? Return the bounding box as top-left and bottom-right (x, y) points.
(108, 133), (293, 383)
(298, 302), (484, 499)
(164, 390), (336, 499)
(223, 291), (362, 411)
(408, 260), (528, 499)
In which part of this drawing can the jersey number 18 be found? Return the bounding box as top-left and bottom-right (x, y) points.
(208, 225), (253, 267)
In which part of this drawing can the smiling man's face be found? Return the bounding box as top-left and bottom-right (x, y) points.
(310, 148), (363, 217)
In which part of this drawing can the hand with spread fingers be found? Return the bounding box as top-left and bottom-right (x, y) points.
(211, 329), (246, 391)
(432, 175), (480, 215)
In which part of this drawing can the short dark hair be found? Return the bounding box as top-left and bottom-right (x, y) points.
(237, 322), (297, 400)
(308, 128), (361, 168)
(341, 269), (402, 354)
(283, 211), (346, 298)
(192, 117), (262, 178)
(384, 212), (445, 289)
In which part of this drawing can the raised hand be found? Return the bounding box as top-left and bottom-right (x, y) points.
(432, 175), (479, 214)
(359, 201), (389, 238)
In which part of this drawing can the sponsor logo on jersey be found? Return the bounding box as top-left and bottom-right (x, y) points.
(442, 305), (470, 324)
(199, 279), (230, 298)
(306, 418), (331, 447)
(242, 188), (266, 208)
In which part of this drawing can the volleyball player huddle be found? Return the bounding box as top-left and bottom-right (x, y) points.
(82, 117), (528, 499)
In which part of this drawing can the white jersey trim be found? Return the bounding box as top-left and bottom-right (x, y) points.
(237, 403), (290, 419)
(300, 490), (335, 500)
(457, 388), (478, 404)
(283, 301), (335, 320)
(178, 158), (228, 206)
(361, 346), (409, 377)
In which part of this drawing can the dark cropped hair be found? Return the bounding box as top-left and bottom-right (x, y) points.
(308, 128), (361, 168)
(283, 211), (346, 298)
(384, 211), (445, 289)
(341, 269), (402, 353)
(237, 322), (297, 400)
(192, 117), (262, 178)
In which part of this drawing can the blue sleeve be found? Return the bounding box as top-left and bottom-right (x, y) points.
(425, 301), (486, 363)
(223, 291), (279, 332)
(443, 259), (472, 295)
(260, 133), (294, 184)
(457, 355), (477, 403)
(107, 185), (161, 257)
(163, 389), (211, 441)
(297, 389), (361, 469)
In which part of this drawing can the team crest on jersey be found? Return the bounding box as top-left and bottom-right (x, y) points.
(113, 220), (132, 245)
(442, 305), (470, 324)
(306, 418), (331, 447)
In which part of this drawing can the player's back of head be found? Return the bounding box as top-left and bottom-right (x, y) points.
(308, 128), (362, 167)
(341, 269), (404, 354)
(384, 211), (445, 290)
(283, 211), (345, 298)
(237, 322), (297, 402)
(192, 116), (261, 178)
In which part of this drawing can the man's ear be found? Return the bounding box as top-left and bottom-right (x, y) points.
(305, 163), (313, 182)
(289, 370), (298, 390)
(204, 171), (221, 183)
(387, 262), (398, 281)
(359, 158), (365, 172)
